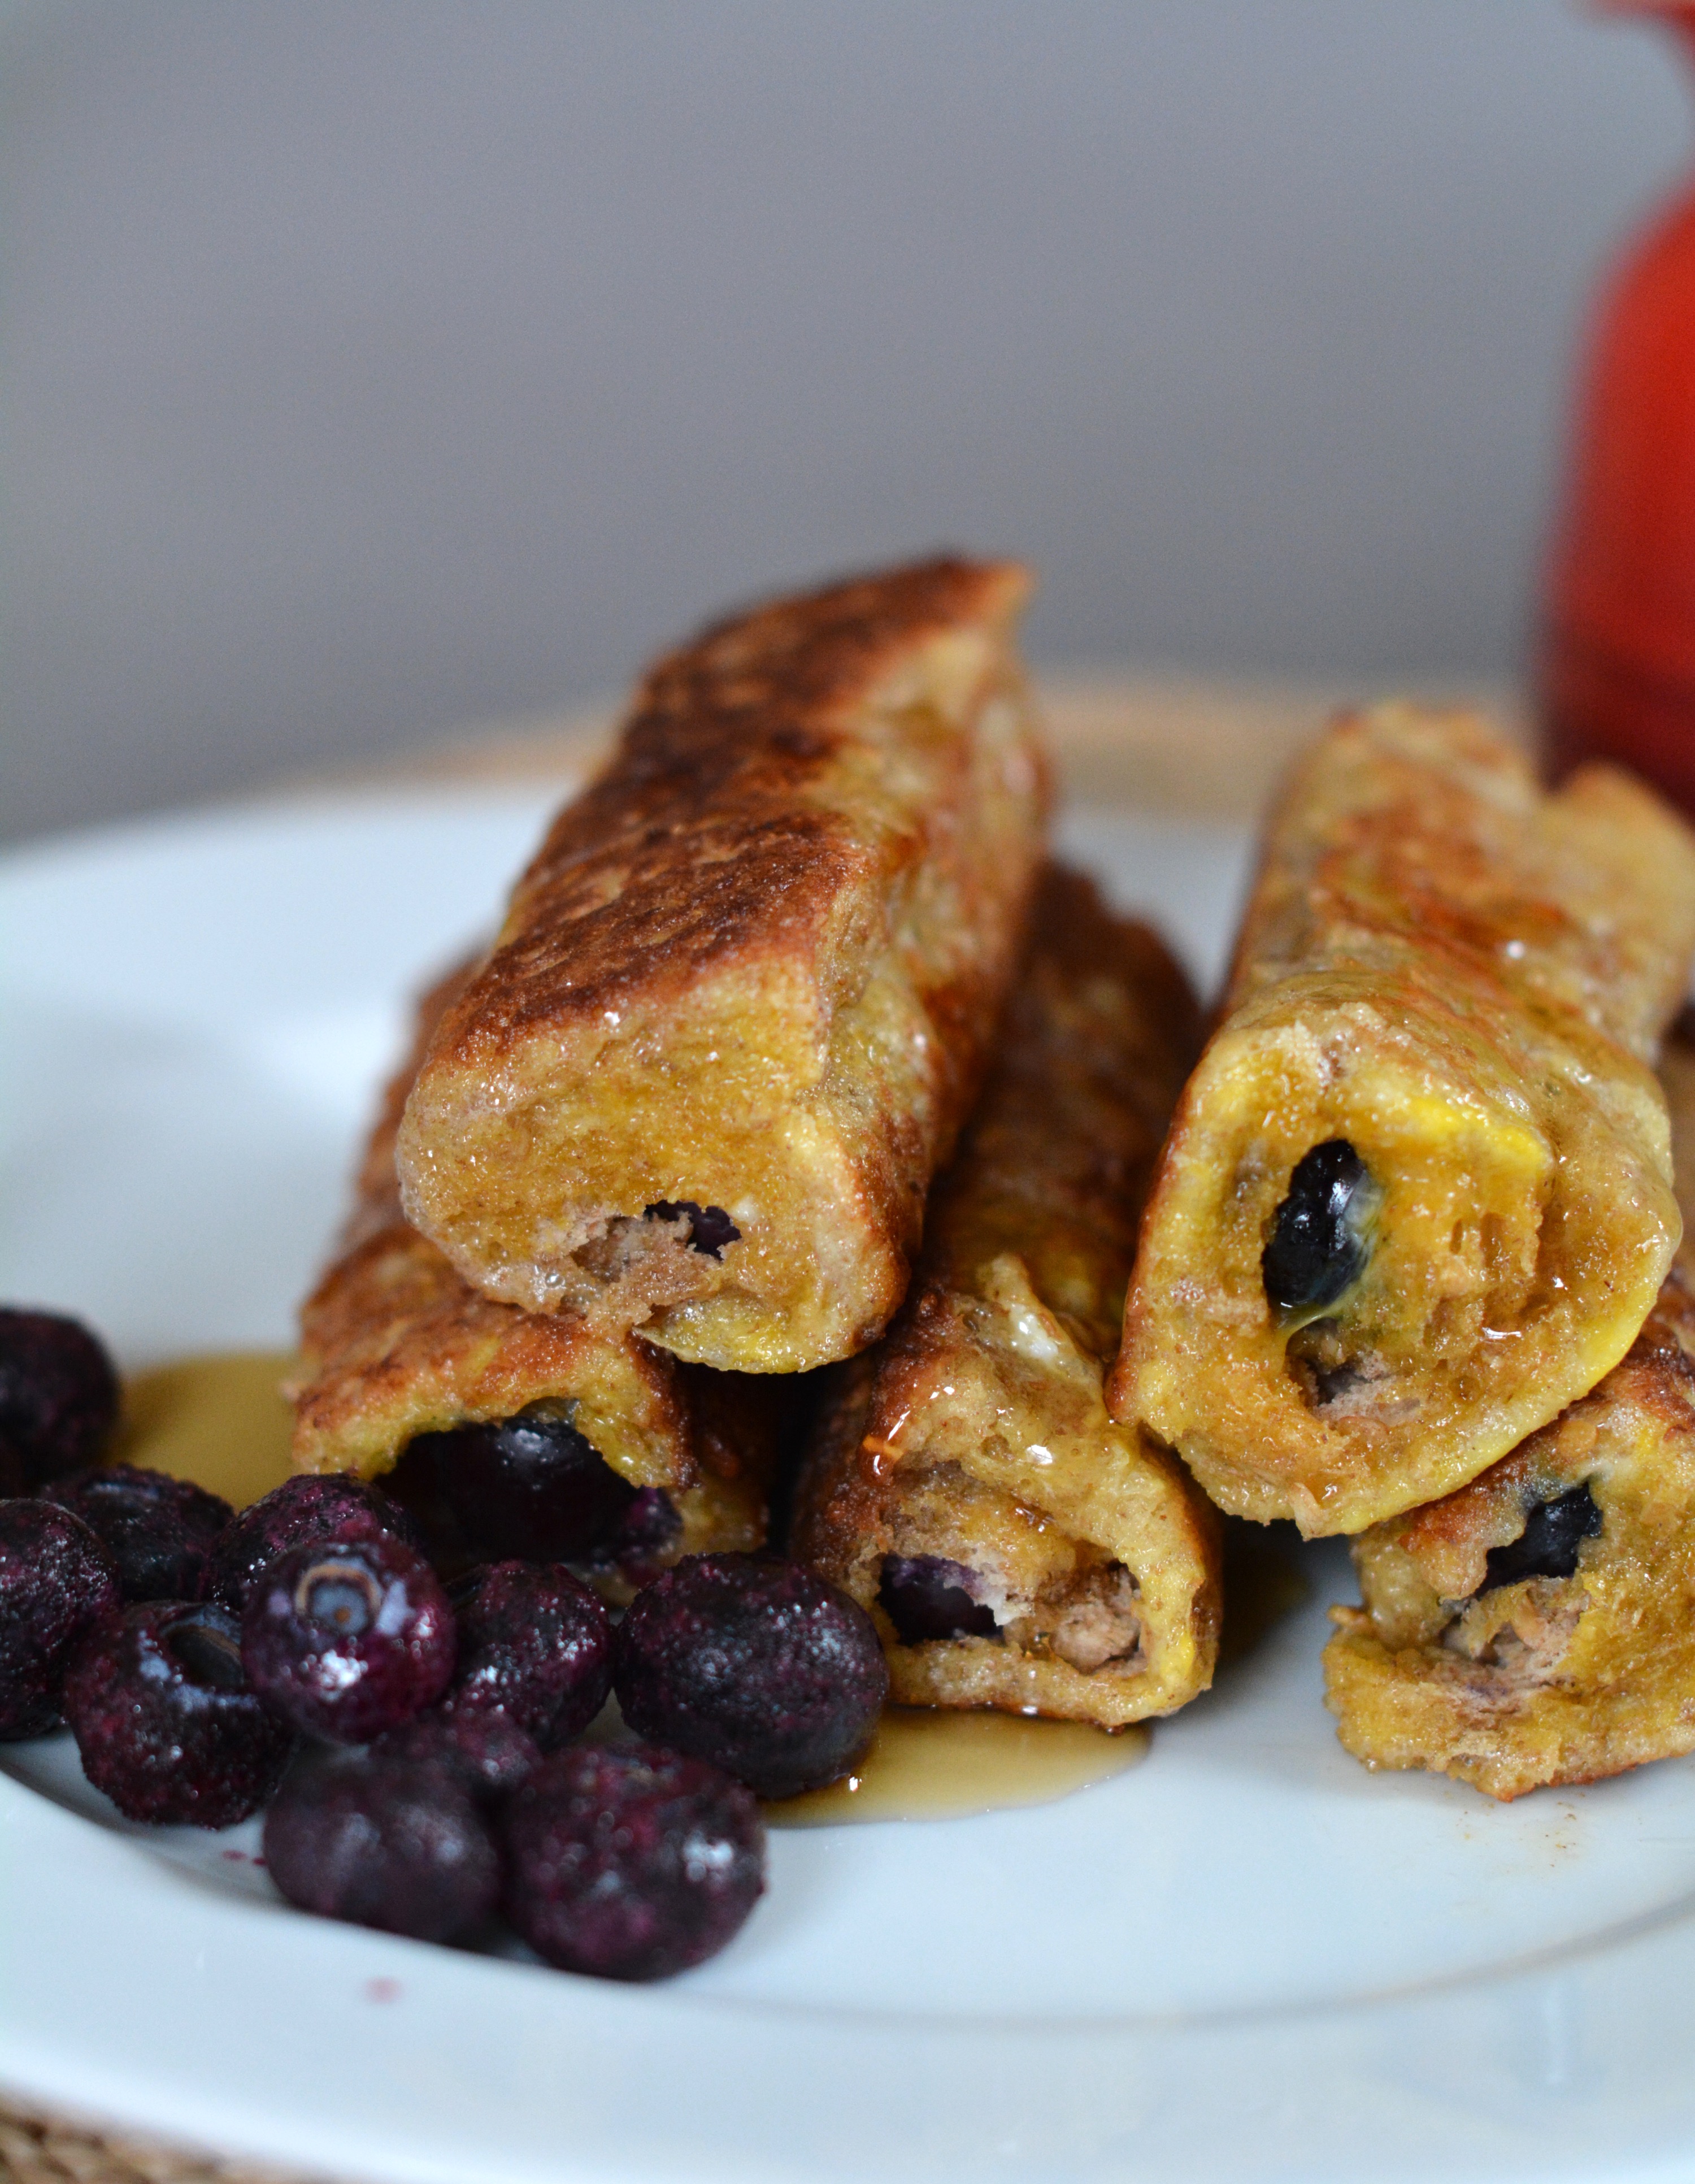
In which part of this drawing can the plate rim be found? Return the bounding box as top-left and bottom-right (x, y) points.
(7, 785), (1695, 2184)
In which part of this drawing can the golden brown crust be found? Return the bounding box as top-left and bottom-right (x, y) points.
(289, 984), (783, 1596)
(791, 867), (1221, 1728)
(395, 557), (1050, 1372)
(1323, 1269), (1695, 1799)
(1112, 705), (1695, 1535)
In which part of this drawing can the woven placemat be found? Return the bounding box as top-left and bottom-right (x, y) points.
(0, 667), (1525, 2183)
(0, 2100), (310, 2184)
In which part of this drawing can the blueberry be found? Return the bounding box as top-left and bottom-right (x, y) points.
(613, 1486), (684, 1585)
(241, 1533), (455, 1744)
(0, 1500), (122, 1739)
(614, 1552), (888, 1799)
(444, 1561), (611, 1749)
(379, 1435), (475, 1577)
(1482, 1482), (1604, 1591)
(1262, 1140), (1380, 1321)
(501, 1743), (764, 1981)
(877, 1553), (1000, 1643)
(643, 1201), (741, 1260)
(46, 1464), (233, 1603)
(409, 1408), (637, 1562)
(207, 1473), (425, 1616)
(0, 1309), (121, 1488)
(64, 1601), (292, 1826)
(264, 1745), (500, 1943)
(372, 1710), (540, 1803)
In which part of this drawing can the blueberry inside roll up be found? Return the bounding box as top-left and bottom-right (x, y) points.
(790, 867), (1221, 1728)
(394, 557), (1050, 1375)
(289, 966), (784, 1602)
(1112, 704), (1695, 1536)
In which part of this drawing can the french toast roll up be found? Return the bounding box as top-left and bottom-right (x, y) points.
(289, 967), (783, 1604)
(790, 867), (1221, 1729)
(395, 557), (1050, 1374)
(1321, 1270), (1695, 1801)
(1111, 704), (1695, 1537)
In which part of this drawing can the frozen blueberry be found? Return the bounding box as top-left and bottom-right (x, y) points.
(373, 1709), (541, 1803)
(612, 1487), (685, 1585)
(614, 1553), (888, 1799)
(207, 1472), (424, 1616)
(242, 1532), (455, 1744)
(264, 1745), (500, 1943)
(410, 1408), (637, 1562)
(0, 1309), (121, 1488)
(877, 1553), (1000, 1643)
(443, 1561), (611, 1749)
(1262, 1140), (1380, 1321)
(46, 1464), (233, 1603)
(1483, 1482), (1604, 1591)
(0, 1499), (123, 1739)
(64, 1601), (292, 1826)
(501, 1743), (764, 1981)
(380, 1434), (476, 1577)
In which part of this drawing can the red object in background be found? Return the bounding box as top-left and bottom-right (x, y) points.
(1543, 5), (1695, 811)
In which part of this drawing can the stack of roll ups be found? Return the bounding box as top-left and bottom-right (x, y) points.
(292, 563), (1695, 1795)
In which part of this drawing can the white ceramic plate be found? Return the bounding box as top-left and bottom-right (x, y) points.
(6, 788), (1695, 2184)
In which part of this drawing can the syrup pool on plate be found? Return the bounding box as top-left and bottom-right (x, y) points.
(769, 1706), (1148, 1826)
(112, 1352), (1310, 1831)
(770, 1527), (1310, 1825)
(118, 1350), (298, 1508)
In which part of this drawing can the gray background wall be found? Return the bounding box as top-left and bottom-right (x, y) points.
(5, 0), (1692, 845)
